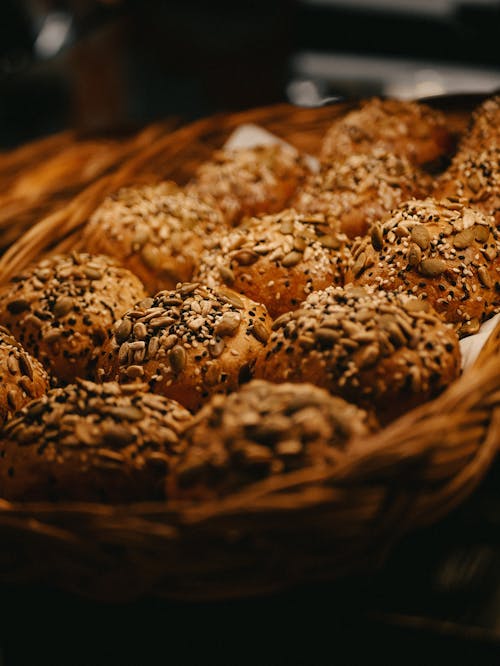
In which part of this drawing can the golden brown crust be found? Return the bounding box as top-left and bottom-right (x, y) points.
(320, 98), (454, 168)
(186, 144), (309, 226)
(194, 209), (351, 318)
(0, 325), (49, 424)
(345, 198), (500, 331)
(82, 182), (226, 294)
(97, 282), (272, 413)
(434, 148), (500, 225)
(169, 379), (377, 500)
(254, 285), (461, 424)
(0, 253), (146, 384)
(293, 149), (431, 238)
(0, 380), (192, 502)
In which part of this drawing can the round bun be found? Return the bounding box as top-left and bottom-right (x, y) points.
(293, 149), (431, 238)
(169, 379), (377, 500)
(186, 144), (309, 226)
(254, 284), (461, 424)
(97, 282), (272, 412)
(346, 198), (500, 333)
(458, 95), (500, 154)
(0, 253), (147, 384)
(0, 325), (49, 425)
(434, 148), (500, 225)
(320, 98), (453, 168)
(82, 182), (225, 294)
(0, 379), (192, 502)
(195, 209), (350, 318)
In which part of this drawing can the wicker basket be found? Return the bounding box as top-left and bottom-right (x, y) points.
(0, 93), (499, 602)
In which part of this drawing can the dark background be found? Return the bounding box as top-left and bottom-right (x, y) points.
(1, 0), (500, 147)
(1, 2), (500, 664)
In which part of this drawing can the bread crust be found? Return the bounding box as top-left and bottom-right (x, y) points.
(169, 379), (377, 500)
(0, 325), (49, 424)
(0, 253), (147, 383)
(320, 98), (453, 168)
(294, 149), (431, 238)
(97, 282), (272, 412)
(346, 198), (500, 332)
(83, 183), (225, 294)
(254, 284), (461, 424)
(195, 208), (350, 318)
(0, 380), (192, 502)
(186, 144), (309, 226)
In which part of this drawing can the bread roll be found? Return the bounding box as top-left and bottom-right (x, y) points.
(458, 95), (500, 154)
(169, 379), (377, 500)
(345, 198), (500, 333)
(254, 284), (461, 424)
(0, 379), (192, 502)
(320, 98), (453, 169)
(186, 144), (309, 226)
(293, 149), (431, 238)
(97, 282), (272, 412)
(434, 148), (500, 225)
(195, 208), (350, 318)
(0, 325), (49, 424)
(0, 253), (146, 383)
(83, 182), (225, 294)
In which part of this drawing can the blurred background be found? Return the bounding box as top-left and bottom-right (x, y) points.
(1, 0), (500, 147)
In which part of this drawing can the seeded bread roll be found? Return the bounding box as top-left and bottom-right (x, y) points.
(0, 380), (192, 502)
(254, 285), (461, 424)
(458, 95), (500, 154)
(0, 326), (49, 424)
(82, 182), (226, 294)
(320, 98), (453, 169)
(345, 198), (500, 334)
(194, 209), (350, 318)
(0, 253), (147, 384)
(169, 379), (377, 500)
(186, 144), (309, 226)
(293, 149), (431, 238)
(434, 148), (500, 225)
(97, 282), (272, 412)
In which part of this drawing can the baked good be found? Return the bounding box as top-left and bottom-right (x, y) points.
(97, 282), (272, 412)
(345, 198), (500, 333)
(194, 208), (350, 318)
(0, 325), (49, 425)
(434, 147), (500, 225)
(82, 182), (226, 294)
(320, 98), (454, 169)
(169, 379), (377, 500)
(458, 95), (500, 154)
(0, 253), (147, 384)
(293, 149), (431, 238)
(254, 284), (461, 424)
(0, 379), (192, 502)
(186, 144), (309, 226)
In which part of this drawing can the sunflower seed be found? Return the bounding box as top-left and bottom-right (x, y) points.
(169, 345), (186, 373)
(53, 296), (74, 318)
(478, 266), (492, 288)
(370, 223), (384, 251)
(420, 258), (446, 277)
(411, 225), (431, 250)
(408, 243), (422, 267)
(233, 249), (259, 266)
(251, 321), (270, 344)
(281, 250), (303, 268)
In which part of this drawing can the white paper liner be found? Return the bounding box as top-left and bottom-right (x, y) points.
(224, 124), (499, 373)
